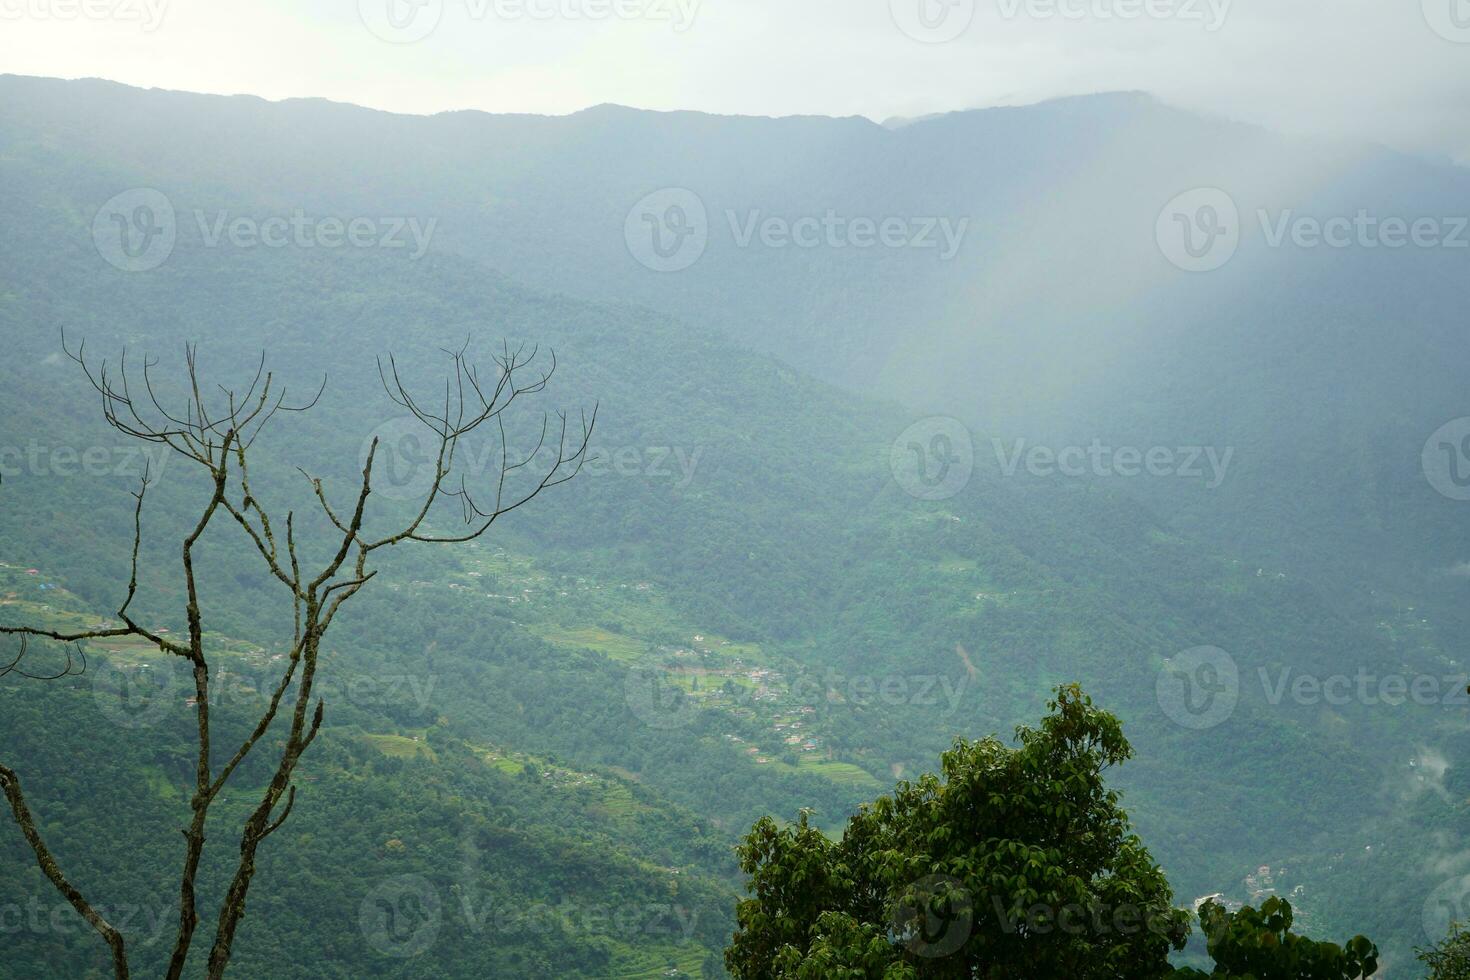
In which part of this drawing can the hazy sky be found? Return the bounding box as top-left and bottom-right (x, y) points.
(2, 0), (1467, 162)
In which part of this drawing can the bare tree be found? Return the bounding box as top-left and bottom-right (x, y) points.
(0, 335), (594, 979)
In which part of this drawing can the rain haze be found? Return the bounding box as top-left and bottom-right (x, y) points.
(1, 0), (1468, 161)
(4, 1), (1470, 978)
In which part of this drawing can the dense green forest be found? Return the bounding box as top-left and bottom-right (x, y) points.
(1, 76), (1468, 976)
(724, 687), (1384, 978)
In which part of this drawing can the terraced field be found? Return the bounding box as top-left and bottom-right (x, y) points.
(361, 732), (437, 761)
(606, 943), (706, 978)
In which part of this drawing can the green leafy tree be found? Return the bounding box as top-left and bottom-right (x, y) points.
(1173, 898), (1377, 979)
(1417, 920), (1470, 979)
(726, 685), (1380, 979)
(725, 685), (1190, 978)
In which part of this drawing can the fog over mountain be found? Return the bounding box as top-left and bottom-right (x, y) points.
(2, 0), (1468, 160)
(0, 39), (1467, 980)
(11, 74), (1464, 619)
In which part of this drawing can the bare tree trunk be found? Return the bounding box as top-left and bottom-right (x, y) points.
(1, 337), (592, 978)
(0, 763), (130, 979)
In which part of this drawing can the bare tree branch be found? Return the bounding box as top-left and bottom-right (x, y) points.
(0, 636), (87, 681)
(4, 336), (590, 980)
(0, 764), (130, 979)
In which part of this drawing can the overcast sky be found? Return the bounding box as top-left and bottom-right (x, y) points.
(2, 0), (1467, 162)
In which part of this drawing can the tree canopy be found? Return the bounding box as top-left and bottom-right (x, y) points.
(725, 685), (1379, 979)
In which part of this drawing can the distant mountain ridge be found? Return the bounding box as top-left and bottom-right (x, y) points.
(6, 73), (1464, 623)
(1, 73), (1467, 972)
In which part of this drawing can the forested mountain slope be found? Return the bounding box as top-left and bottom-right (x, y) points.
(4, 74), (1465, 621)
(0, 76), (1464, 973)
